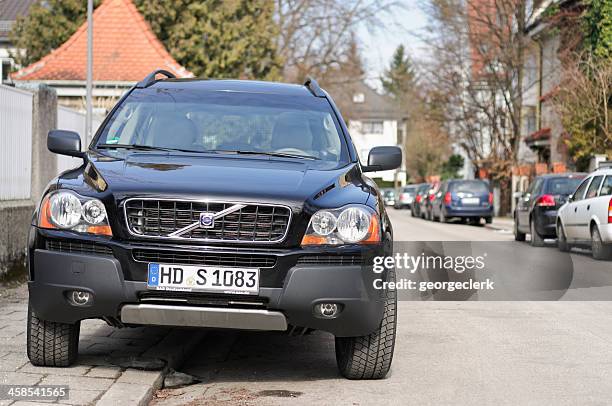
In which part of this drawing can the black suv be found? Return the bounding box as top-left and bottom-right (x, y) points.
(27, 71), (401, 379)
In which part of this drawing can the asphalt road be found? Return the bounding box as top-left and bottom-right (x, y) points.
(152, 208), (612, 406)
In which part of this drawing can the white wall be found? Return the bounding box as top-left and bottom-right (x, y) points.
(0, 84), (33, 200)
(349, 119), (399, 182)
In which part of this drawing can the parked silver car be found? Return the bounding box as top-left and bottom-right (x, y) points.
(556, 163), (612, 260)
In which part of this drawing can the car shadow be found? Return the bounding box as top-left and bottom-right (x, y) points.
(179, 329), (341, 382)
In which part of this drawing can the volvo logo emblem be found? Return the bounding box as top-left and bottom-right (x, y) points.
(199, 212), (215, 229)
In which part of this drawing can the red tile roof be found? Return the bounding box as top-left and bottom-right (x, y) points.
(12, 0), (191, 82)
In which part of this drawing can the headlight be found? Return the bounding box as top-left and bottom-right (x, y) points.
(301, 205), (380, 245)
(39, 191), (112, 236)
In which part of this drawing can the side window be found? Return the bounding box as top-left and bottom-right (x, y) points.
(586, 176), (604, 199)
(533, 179), (544, 195)
(599, 176), (612, 196)
(572, 178), (591, 202)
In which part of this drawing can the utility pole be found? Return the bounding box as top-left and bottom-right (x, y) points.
(85, 0), (93, 146)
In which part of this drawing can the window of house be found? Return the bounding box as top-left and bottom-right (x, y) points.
(353, 93), (365, 103)
(362, 121), (383, 134)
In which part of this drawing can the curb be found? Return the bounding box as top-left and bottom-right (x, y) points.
(96, 328), (206, 406)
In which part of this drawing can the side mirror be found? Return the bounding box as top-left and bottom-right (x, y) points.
(363, 146), (402, 172)
(48, 130), (84, 158)
(568, 194), (573, 202)
(512, 192), (523, 199)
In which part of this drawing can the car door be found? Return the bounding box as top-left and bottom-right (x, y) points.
(596, 175), (612, 225)
(564, 177), (592, 240)
(576, 175), (605, 240)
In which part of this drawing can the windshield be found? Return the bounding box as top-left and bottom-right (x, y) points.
(546, 177), (584, 195)
(450, 181), (489, 194)
(95, 88), (348, 163)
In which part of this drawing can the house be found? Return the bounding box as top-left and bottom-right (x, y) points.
(0, 0), (37, 84)
(512, 0), (582, 204)
(11, 0), (191, 111)
(345, 82), (408, 186)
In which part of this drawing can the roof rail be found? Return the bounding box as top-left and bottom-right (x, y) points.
(304, 77), (325, 97)
(597, 161), (612, 169)
(136, 69), (176, 88)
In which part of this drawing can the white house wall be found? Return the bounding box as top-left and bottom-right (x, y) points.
(349, 119), (399, 182)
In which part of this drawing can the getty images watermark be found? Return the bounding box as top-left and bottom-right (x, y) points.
(371, 252), (495, 292)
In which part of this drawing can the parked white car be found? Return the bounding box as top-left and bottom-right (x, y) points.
(557, 164), (612, 260)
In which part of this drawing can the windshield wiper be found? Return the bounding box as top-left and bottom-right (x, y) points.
(96, 144), (200, 153)
(206, 149), (320, 160)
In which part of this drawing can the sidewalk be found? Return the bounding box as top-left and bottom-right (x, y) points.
(485, 216), (513, 232)
(0, 284), (204, 406)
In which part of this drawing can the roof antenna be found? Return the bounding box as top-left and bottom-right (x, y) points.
(304, 77), (325, 97)
(136, 69), (177, 88)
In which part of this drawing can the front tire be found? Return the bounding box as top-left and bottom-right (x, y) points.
(335, 272), (396, 379)
(27, 304), (80, 367)
(557, 223), (570, 252)
(592, 226), (612, 260)
(439, 208), (447, 223)
(514, 215), (526, 241)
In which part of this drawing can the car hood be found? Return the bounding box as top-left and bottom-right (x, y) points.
(71, 152), (369, 207)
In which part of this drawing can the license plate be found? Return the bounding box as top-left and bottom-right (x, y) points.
(147, 263), (259, 295)
(461, 197), (480, 205)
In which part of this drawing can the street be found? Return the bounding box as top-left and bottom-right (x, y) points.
(150, 208), (612, 406)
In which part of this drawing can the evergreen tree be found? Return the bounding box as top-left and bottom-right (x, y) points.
(11, 0), (281, 80)
(135, 0), (281, 79)
(380, 45), (417, 101)
(10, 0), (102, 67)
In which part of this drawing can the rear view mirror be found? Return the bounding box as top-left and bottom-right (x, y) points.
(48, 130), (84, 158)
(363, 146), (402, 172)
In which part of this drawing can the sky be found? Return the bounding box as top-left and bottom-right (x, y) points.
(357, 0), (429, 90)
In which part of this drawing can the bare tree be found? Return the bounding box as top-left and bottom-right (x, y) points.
(551, 54), (612, 168)
(419, 0), (533, 215)
(275, 0), (399, 84)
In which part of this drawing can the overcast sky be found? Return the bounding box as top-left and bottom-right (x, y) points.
(358, 0), (428, 89)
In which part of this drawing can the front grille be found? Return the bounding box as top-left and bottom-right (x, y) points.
(297, 254), (363, 266)
(133, 249), (276, 268)
(138, 291), (268, 307)
(124, 199), (291, 243)
(46, 239), (113, 256)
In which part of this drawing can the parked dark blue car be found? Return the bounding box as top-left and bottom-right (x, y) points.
(431, 179), (493, 224)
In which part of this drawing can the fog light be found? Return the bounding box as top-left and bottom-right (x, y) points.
(68, 290), (93, 306)
(314, 303), (341, 319)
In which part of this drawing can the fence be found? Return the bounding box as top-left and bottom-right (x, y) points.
(0, 83), (105, 276)
(0, 85), (33, 201)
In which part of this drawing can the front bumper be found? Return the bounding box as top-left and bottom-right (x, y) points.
(28, 228), (387, 337)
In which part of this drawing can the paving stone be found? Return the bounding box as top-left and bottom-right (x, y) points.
(57, 389), (102, 406)
(85, 366), (121, 379)
(38, 375), (114, 391)
(2, 313), (27, 321)
(0, 372), (43, 385)
(0, 358), (29, 372)
(96, 382), (155, 406)
(10, 402), (55, 406)
(0, 328), (25, 338)
(2, 352), (29, 362)
(116, 369), (163, 386)
(75, 356), (113, 367)
(17, 364), (91, 377)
